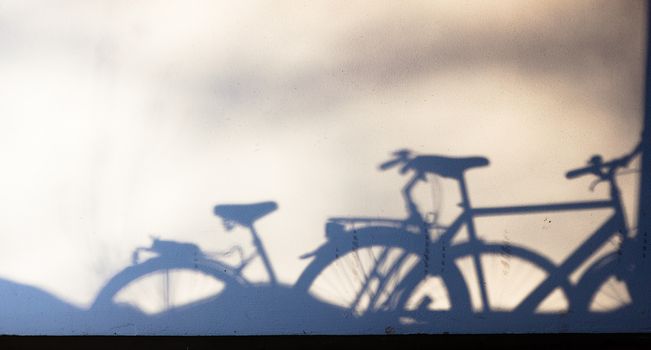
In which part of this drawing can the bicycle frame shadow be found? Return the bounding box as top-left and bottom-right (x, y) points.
(285, 140), (649, 334)
(91, 140), (645, 334)
(0, 6), (649, 334)
(66, 201), (369, 334)
(0, 139), (646, 335)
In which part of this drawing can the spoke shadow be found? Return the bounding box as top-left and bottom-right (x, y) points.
(0, 138), (646, 334)
(0, 5), (648, 334)
(290, 141), (648, 333)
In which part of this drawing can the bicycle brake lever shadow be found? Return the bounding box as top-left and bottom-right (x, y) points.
(589, 179), (604, 192)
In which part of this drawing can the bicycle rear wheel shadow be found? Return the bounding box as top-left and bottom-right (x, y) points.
(88, 201), (359, 334)
(88, 204), (279, 322)
(90, 239), (245, 316)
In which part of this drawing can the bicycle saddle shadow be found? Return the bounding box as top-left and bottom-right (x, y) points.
(214, 201), (278, 228)
(380, 149), (489, 179)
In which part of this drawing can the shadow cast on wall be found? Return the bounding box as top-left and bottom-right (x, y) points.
(0, 5), (649, 335)
(0, 133), (647, 334)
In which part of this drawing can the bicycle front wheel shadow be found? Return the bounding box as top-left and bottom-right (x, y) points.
(572, 252), (644, 320)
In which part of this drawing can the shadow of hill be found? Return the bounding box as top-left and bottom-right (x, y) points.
(0, 278), (84, 334)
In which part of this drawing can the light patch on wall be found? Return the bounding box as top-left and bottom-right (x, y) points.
(0, 0), (645, 333)
(589, 277), (632, 312)
(113, 269), (226, 315)
(404, 276), (451, 311)
(306, 246), (421, 316)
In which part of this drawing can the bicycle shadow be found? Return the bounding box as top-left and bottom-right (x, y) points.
(82, 144), (648, 334)
(295, 145), (649, 333)
(62, 201), (366, 334)
(0, 141), (646, 335)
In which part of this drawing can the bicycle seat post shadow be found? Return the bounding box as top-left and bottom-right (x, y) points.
(383, 150), (492, 313)
(455, 166), (492, 313)
(213, 201), (279, 285)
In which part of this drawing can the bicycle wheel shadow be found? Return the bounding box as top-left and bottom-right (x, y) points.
(287, 144), (651, 334)
(61, 201), (368, 334)
(0, 140), (648, 335)
(0, 183), (646, 335)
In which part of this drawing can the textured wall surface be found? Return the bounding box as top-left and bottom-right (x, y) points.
(0, 0), (648, 334)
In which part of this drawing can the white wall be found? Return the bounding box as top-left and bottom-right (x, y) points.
(0, 0), (647, 334)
